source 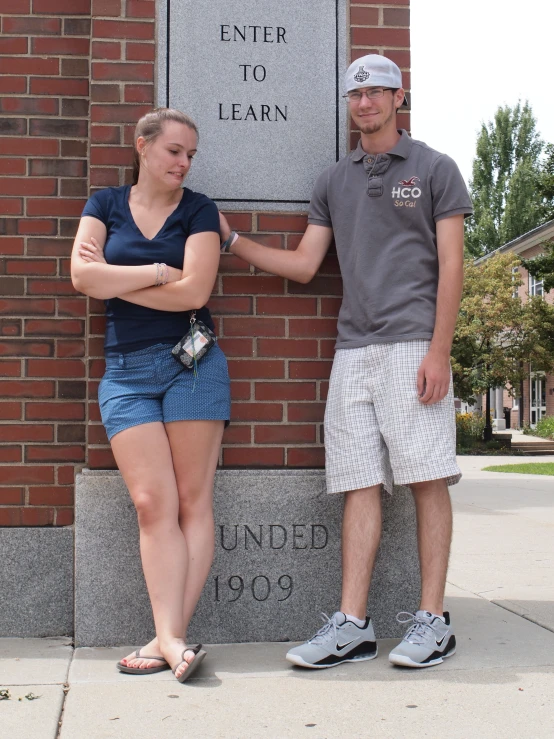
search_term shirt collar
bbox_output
[351,129,412,162]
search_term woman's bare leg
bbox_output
[166,420,224,636]
[111,422,189,676]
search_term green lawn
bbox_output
[482,462,554,476]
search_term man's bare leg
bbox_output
[339,484,382,620]
[411,478,452,615]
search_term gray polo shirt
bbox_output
[308,130,472,349]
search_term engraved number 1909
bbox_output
[213,574,293,602]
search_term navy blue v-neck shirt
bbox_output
[82,185,219,354]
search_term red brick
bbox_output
[90,145,134,165]
[383,49,411,68]
[89,358,105,378]
[222,424,251,444]
[32,37,90,56]
[319,255,340,274]
[33,0,90,12]
[93,19,154,40]
[26,402,85,421]
[224,317,285,337]
[25,319,84,337]
[257,297,318,316]
[29,118,88,138]
[0,76,27,94]
[0,401,21,419]
[55,508,74,526]
[0,0,31,12]
[221,212,252,232]
[216,337,254,357]
[57,299,86,318]
[124,84,154,103]
[0,178,57,196]
[26,445,85,462]
[0,487,24,505]
[90,168,120,187]
[28,486,74,506]
[288,403,326,423]
[0,379,54,397]
[0,37,28,54]
[223,447,284,467]
[256,425,316,444]
[228,359,284,380]
[56,341,85,359]
[30,78,89,97]
[351,0,408,3]
[383,7,410,26]
[63,17,91,35]
[88,446,117,468]
[27,279,78,297]
[289,318,337,338]
[0,57,59,76]
[0,197,24,213]
[29,159,87,178]
[0,424,53,441]
[0,158,26,176]
[288,447,325,467]
[91,83,121,103]
[6,261,56,276]
[0,318,20,336]
[0,118,27,137]
[0,138,58,156]
[231,402,283,422]
[91,126,121,144]
[0,359,20,376]
[230,381,251,401]
[2,16,60,35]
[289,361,333,380]
[320,297,342,316]
[92,103,151,123]
[27,358,85,377]
[61,58,89,77]
[257,339,318,359]
[351,28,410,47]
[289,276,343,296]
[350,7,379,25]
[21,507,55,525]
[58,467,76,486]
[0,237,24,255]
[125,43,155,62]
[0,446,21,462]
[207,296,253,315]
[91,40,121,60]
[320,339,335,359]
[218,254,251,273]
[126,0,156,18]
[87,424,108,445]
[255,381,316,401]
[258,214,308,232]
[92,0,121,13]
[0,508,22,525]
[0,339,53,357]
[18,220,58,236]
[222,276,285,295]
[27,199,85,217]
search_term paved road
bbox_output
[2,456,554,738]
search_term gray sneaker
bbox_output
[286,612,378,669]
[389,610,456,668]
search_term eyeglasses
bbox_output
[343,88,394,103]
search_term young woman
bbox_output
[71,108,230,683]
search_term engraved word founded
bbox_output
[219,524,329,551]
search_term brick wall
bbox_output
[0,0,411,525]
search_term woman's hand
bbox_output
[166,265,182,283]
[79,236,106,264]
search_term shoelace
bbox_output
[396,611,438,646]
[308,613,340,645]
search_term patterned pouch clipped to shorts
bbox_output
[171,311,216,370]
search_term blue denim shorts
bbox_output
[98,342,231,440]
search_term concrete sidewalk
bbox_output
[2,456,554,738]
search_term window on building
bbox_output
[529,272,544,296]
[512,266,520,298]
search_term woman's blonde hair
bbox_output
[132,108,199,184]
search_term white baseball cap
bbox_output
[344,54,408,107]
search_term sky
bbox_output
[411,0,554,184]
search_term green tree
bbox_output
[537,143,554,222]
[452,253,554,422]
[520,239,554,294]
[465,102,547,258]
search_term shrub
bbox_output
[535,416,554,440]
[456,411,485,445]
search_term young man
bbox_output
[219,54,472,668]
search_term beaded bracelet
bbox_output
[154,262,169,286]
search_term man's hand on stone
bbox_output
[417,350,451,405]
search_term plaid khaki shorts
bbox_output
[324,340,461,494]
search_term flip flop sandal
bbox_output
[117,648,170,675]
[173,644,207,683]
